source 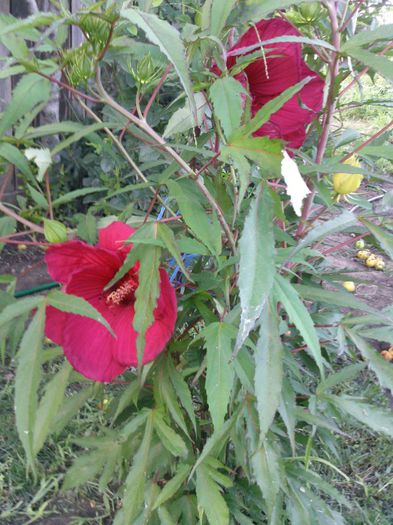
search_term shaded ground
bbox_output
[0,243,51,291]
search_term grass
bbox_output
[0,363,114,525]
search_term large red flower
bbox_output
[45,221,177,382]
[224,18,324,149]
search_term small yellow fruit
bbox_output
[342,281,356,293]
[356,249,371,260]
[333,157,363,195]
[355,239,365,250]
[375,259,385,271]
[17,243,27,251]
[365,254,378,268]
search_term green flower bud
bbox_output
[44,219,68,244]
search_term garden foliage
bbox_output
[1,0,393,523]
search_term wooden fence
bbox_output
[0,0,83,201]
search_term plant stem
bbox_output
[0,202,44,234]
[36,72,100,104]
[44,171,54,220]
[95,68,236,253]
[341,119,393,162]
[296,2,341,238]
[143,64,172,119]
[77,98,178,218]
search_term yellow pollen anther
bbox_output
[106,279,137,305]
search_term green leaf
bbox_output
[202,0,238,36]
[132,244,161,364]
[23,121,87,140]
[33,361,72,455]
[278,378,296,454]
[0,216,16,251]
[196,464,229,525]
[118,411,153,524]
[157,223,192,281]
[246,408,281,519]
[157,362,190,436]
[24,147,51,181]
[46,290,115,336]
[274,275,323,376]
[0,74,51,136]
[168,179,221,255]
[222,136,282,176]
[52,386,94,434]
[330,395,393,436]
[295,284,388,319]
[51,122,118,156]
[255,303,283,440]
[15,305,45,471]
[52,187,107,207]
[154,411,188,457]
[0,142,33,178]
[27,183,48,209]
[239,0,320,20]
[167,358,196,432]
[242,77,311,136]
[236,186,275,350]
[316,363,365,395]
[348,48,393,82]
[163,92,207,138]
[76,213,98,244]
[191,407,242,477]
[290,210,356,257]
[0,295,44,330]
[346,329,393,393]
[120,7,196,118]
[152,464,191,510]
[210,76,244,139]
[360,218,393,260]
[361,145,393,161]
[203,322,235,431]
[63,450,107,491]
[342,24,393,51]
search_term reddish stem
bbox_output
[37,72,100,104]
[143,64,172,119]
[44,171,54,220]
[196,153,220,177]
[0,165,14,201]
[340,0,365,31]
[0,238,48,246]
[0,202,44,234]
[341,119,393,162]
[296,3,340,239]
[338,42,393,98]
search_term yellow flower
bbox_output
[333,157,363,196]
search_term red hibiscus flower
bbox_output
[45,221,177,382]
[223,18,324,149]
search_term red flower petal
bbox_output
[45,241,121,284]
[97,221,135,255]
[227,18,324,149]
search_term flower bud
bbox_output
[356,249,371,260]
[365,254,378,268]
[342,281,355,293]
[44,219,68,244]
[333,157,363,195]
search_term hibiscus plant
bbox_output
[1,1,393,523]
